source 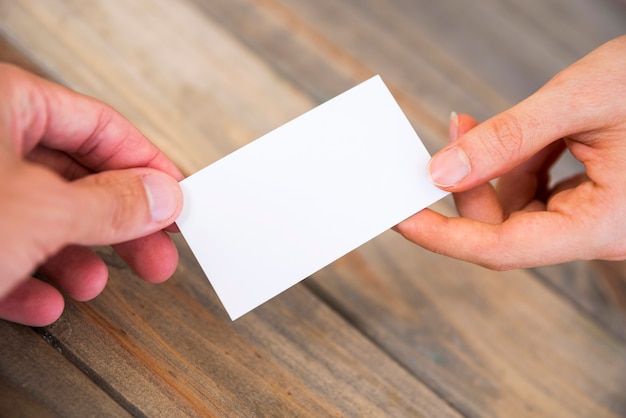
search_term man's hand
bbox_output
[0,64,183,326]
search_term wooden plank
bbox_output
[273,0,626,127]
[1,1,626,417]
[308,232,626,418]
[29,240,462,417]
[274,0,515,118]
[534,261,626,341]
[0,322,131,417]
[189,0,494,150]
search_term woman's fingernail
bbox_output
[142,174,180,222]
[449,111,459,142]
[428,146,470,187]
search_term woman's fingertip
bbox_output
[428,146,471,188]
[449,111,459,142]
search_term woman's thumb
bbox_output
[428,102,558,192]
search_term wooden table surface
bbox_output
[1,1,626,417]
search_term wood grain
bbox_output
[1,0,626,416]
[308,232,626,418]
[0,322,131,417]
[32,241,461,417]
[534,261,626,341]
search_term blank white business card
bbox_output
[177,76,448,320]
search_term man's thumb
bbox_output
[69,169,182,245]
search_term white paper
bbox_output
[177,76,448,320]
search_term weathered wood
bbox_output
[32,241,461,417]
[308,231,626,418]
[534,261,626,341]
[0,322,131,417]
[1,0,626,417]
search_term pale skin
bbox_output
[397,35,626,270]
[0,64,183,326]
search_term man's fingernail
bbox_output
[449,111,459,142]
[428,146,470,187]
[142,174,180,222]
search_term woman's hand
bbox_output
[397,35,626,270]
